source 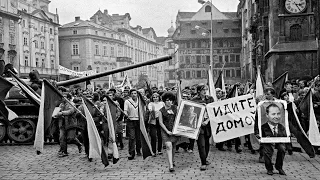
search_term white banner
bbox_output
[59,65,95,77]
[206,94,256,143]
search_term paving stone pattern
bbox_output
[0,140,320,180]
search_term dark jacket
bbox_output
[191,95,214,136]
[261,122,287,138]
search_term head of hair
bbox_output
[92,92,100,101]
[129,88,137,95]
[280,91,288,100]
[108,88,116,94]
[264,87,276,95]
[196,84,206,93]
[161,91,176,102]
[284,81,292,86]
[266,103,280,114]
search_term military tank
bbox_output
[0,55,172,144]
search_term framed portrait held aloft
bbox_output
[172,100,206,139]
[257,100,290,143]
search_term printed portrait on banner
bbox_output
[257,100,290,143]
[172,100,205,139]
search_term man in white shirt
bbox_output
[124,89,141,160]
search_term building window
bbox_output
[186,71,191,79]
[185,56,190,64]
[95,45,99,55]
[0,33,3,43]
[223,29,229,33]
[42,59,45,68]
[73,66,79,71]
[96,67,100,73]
[224,55,229,62]
[36,58,39,67]
[191,30,196,34]
[24,56,29,66]
[197,71,201,78]
[35,41,38,48]
[196,56,201,64]
[9,33,15,44]
[41,26,44,32]
[50,44,54,51]
[206,56,210,64]
[103,46,107,56]
[230,54,235,62]
[229,41,234,47]
[290,24,302,41]
[226,70,231,77]
[22,20,25,27]
[205,6,211,12]
[95,31,98,35]
[41,41,44,49]
[219,56,223,63]
[202,70,207,78]
[73,30,77,34]
[236,55,240,62]
[111,47,115,56]
[24,37,28,46]
[236,69,241,77]
[51,60,54,68]
[120,71,124,77]
[218,41,223,47]
[0,17,2,25]
[50,28,53,35]
[72,44,79,55]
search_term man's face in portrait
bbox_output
[266,106,281,126]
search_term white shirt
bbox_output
[148,101,165,118]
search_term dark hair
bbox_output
[264,87,276,95]
[196,84,206,93]
[129,88,137,95]
[92,92,100,102]
[284,81,292,86]
[108,88,116,94]
[266,103,280,114]
[161,91,176,102]
[280,91,288,100]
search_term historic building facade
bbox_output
[0,0,20,72]
[172,2,242,88]
[238,0,319,82]
[17,0,60,79]
[59,17,126,88]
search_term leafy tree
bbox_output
[134,73,149,89]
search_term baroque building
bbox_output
[238,0,319,82]
[59,16,126,88]
[0,0,20,71]
[172,1,242,87]
[18,0,60,79]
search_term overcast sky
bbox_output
[49,0,239,37]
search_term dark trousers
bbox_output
[127,120,141,156]
[197,130,210,165]
[216,142,224,149]
[226,137,241,149]
[59,125,81,153]
[188,139,195,150]
[149,122,162,153]
[262,143,286,171]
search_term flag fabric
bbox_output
[208,68,217,101]
[215,70,226,93]
[109,75,115,89]
[82,98,109,167]
[272,72,288,98]
[227,84,238,98]
[116,74,132,91]
[82,96,119,164]
[176,81,182,107]
[198,0,206,4]
[289,102,315,158]
[138,93,154,159]
[34,80,63,153]
[0,76,13,101]
[9,71,40,105]
[145,81,152,99]
[255,68,264,98]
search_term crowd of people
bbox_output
[51,76,320,175]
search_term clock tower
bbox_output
[262,0,318,81]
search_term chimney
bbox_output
[75,16,80,21]
[104,9,108,15]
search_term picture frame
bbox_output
[172,100,206,139]
[257,100,290,143]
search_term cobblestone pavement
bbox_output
[1,140,320,180]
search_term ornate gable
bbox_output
[191,1,229,21]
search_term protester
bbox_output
[191,84,214,171]
[158,91,178,172]
[124,89,141,160]
[148,92,165,156]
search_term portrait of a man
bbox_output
[261,103,287,138]
[179,105,200,129]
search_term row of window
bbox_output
[24,56,55,68]
[169,69,241,80]
[190,28,240,35]
[23,37,54,50]
[179,54,240,64]
[179,40,240,49]
[22,19,54,35]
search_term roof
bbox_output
[265,40,318,57]
[155,36,167,45]
[172,19,241,40]
[111,13,131,21]
[142,27,157,36]
[177,12,196,20]
[90,10,114,25]
[222,12,238,19]
[60,19,113,31]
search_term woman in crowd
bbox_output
[148,92,165,156]
[158,91,179,172]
